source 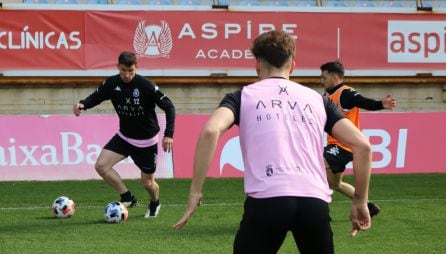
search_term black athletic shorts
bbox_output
[104,134,158,174]
[323,144,353,174]
[233,196,333,254]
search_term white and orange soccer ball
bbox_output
[52,196,76,218]
[104,201,128,223]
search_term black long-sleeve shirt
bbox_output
[80,74,175,140]
[325,83,384,111]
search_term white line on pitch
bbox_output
[1,198,445,210]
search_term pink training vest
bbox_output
[239,78,332,202]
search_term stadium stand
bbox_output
[148,0,172,4]
[1,0,445,117]
[239,0,260,5]
[265,0,288,6]
[55,0,78,3]
[87,0,108,3]
[324,0,347,7]
[297,0,316,6]
[178,0,201,5]
[354,0,375,7]
[116,0,141,4]
[382,0,404,7]
[9,0,445,7]
[23,0,48,3]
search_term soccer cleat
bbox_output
[368,202,380,217]
[120,195,138,208]
[144,200,161,218]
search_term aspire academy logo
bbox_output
[133,20,173,58]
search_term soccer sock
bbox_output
[150,199,159,207]
[120,191,133,201]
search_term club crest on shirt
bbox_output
[133,88,140,98]
[266,164,274,176]
[278,85,288,95]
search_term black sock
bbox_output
[120,191,132,201]
[150,199,159,207]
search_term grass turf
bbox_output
[0,174,445,253]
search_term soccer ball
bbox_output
[104,201,128,223]
[52,196,76,218]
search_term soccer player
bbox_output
[73,51,175,218]
[320,60,397,218]
[174,30,372,253]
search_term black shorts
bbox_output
[233,196,333,254]
[104,134,158,174]
[323,144,353,174]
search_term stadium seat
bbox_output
[383,1,404,7]
[324,0,347,7]
[239,0,260,6]
[422,2,433,7]
[23,0,48,3]
[354,0,374,7]
[178,0,201,5]
[216,0,229,4]
[55,0,79,3]
[265,0,288,6]
[148,0,172,4]
[87,0,108,4]
[117,0,141,4]
[297,0,316,6]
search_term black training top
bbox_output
[80,74,175,140]
[219,88,345,136]
[325,83,384,111]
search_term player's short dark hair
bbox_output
[251,30,295,68]
[118,51,137,67]
[320,61,345,79]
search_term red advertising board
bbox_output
[1,10,446,72]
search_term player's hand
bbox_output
[173,192,202,230]
[162,137,173,153]
[350,201,371,237]
[382,94,396,110]
[73,103,85,116]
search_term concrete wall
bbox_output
[0,81,445,115]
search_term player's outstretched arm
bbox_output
[382,94,397,110]
[73,103,85,116]
[173,107,235,230]
[331,118,372,236]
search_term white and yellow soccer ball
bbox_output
[104,201,128,223]
[52,196,76,218]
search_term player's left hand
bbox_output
[382,94,397,109]
[173,192,202,230]
[162,137,173,153]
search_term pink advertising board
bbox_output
[0,115,173,181]
[173,112,446,178]
[0,113,444,181]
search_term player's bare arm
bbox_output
[331,118,372,236]
[173,107,234,230]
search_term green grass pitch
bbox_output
[0,174,445,253]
